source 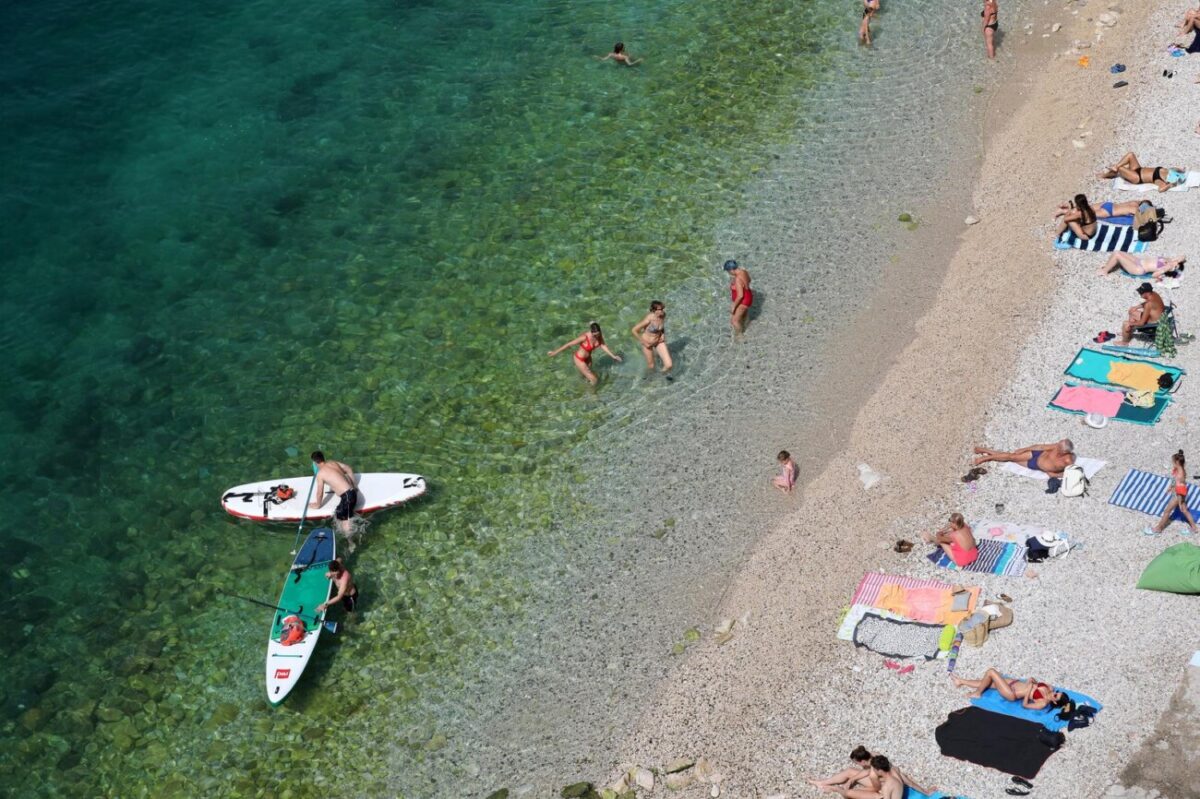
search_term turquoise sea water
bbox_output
[1,0,1004,795]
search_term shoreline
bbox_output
[601,0,1197,796]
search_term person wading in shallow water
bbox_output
[724,259,753,334]
[632,300,673,380]
[317,559,359,613]
[309,451,358,538]
[547,321,622,385]
[981,0,999,59]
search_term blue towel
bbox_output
[906,789,970,799]
[969,685,1102,732]
[1108,468,1200,519]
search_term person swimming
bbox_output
[597,41,642,66]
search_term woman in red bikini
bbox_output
[724,260,753,334]
[1145,450,1198,536]
[952,669,1071,711]
[548,322,621,385]
[921,512,978,568]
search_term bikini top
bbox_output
[578,333,598,353]
[646,319,664,335]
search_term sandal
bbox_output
[1005,789,1031,797]
[999,593,1014,603]
[1012,777,1034,790]
[894,539,914,553]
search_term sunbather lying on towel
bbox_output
[1051,195,1144,240]
[809,748,938,798]
[823,755,935,799]
[1097,152,1188,192]
[1119,282,1165,344]
[973,439,1075,477]
[952,668,1073,712]
[921,512,979,567]
[1099,252,1186,280]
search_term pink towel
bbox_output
[1053,384,1125,417]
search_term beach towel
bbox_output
[999,456,1106,482]
[1108,468,1200,518]
[852,613,946,660]
[1049,384,1125,416]
[1113,172,1200,193]
[926,538,1028,576]
[904,790,968,799]
[1102,343,1162,359]
[850,571,957,607]
[837,603,909,641]
[876,583,979,625]
[1055,224,1146,253]
[969,685,1103,732]
[1048,383,1170,426]
[972,520,1070,545]
[935,707,1058,779]
[1064,348,1185,394]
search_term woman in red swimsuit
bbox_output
[952,669,1071,711]
[1145,450,1198,536]
[548,321,622,385]
[724,260,753,334]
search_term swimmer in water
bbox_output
[597,42,642,66]
[548,322,622,385]
[724,259,753,334]
[631,300,673,379]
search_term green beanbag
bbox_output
[1136,543,1200,593]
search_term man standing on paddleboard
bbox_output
[310,451,359,539]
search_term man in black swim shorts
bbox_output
[310,450,359,537]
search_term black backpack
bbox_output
[1137,220,1163,242]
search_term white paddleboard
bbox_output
[222,472,426,522]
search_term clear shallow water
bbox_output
[1,0,1016,795]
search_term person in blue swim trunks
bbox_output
[972,439,1075,477]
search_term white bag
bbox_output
[1061,464,1089,498]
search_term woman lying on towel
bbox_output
[1099,252,1186,280]
[1097,152,1188,192]
[952,668,1073,711]
[921,512,979,568]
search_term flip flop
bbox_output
[1012,777,1034,789]
[1005,789,1031,797]
[898,664,915,675]
[999,593,1014,603]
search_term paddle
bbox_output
[289,463,320,556]
[229,593,339,634]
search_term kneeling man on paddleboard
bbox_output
[310,451,359,537]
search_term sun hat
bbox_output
[1036,532,1064,548]
[1084,412,1108,429]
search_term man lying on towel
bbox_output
[973,439,1075,477]
[1118,282,1164,344]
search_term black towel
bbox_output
[935,706,1058,779]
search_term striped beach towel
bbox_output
[1108,468,1200,518]
[926,539,1028,576]
[1055,224,1147,253]
[850,571,955,607]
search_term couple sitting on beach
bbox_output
[809,747,937,798]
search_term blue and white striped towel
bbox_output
[1108,468,1200,517]
[1056,223,1147,253]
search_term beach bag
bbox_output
[1060,464,1088,498]
[1133,203,1158,229]
[1025,537,1051,563]
[1125,389,1156,408]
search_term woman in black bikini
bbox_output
[1052,193,1098,241]
[981,0,999,59]
[1098,152,1187,193]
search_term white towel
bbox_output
[999,456,1106,482]
[1112,171,1199,193]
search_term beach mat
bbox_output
[852,613,946,660]
[969,685,1102,732]
[999,457,1106,482]
[1064,348,1184,393]
[1055,224,1146,253]
[1108,468,1200,519]
[1114,172,1200,193]
[935,706,1058,779]
[1102,343,1162,359]
[926,538,1028,576]
[850,571,958,607]
[1048,383,1169,426]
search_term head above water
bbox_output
[328,559,344,575]
[849,745,872,764]
[869,755,891,773]
[650,300,665,313]
[613,42,625,53]
[723,259,739,272]
[311,450,326,464]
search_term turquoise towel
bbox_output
[969,685,1102,732]
[1065,348,1185,391]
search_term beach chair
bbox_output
[1133,302,1179,342]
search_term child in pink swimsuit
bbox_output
[773,450,797,493]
